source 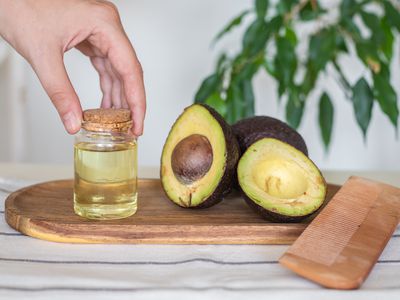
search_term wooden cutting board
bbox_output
[279,176,400,289]
[5,179,339,244]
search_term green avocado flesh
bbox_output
[160,104,239,208]
[238,138,326,221]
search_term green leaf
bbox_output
[268,15,284,34]
[332,60,351,91]
[319,92,334,148]
[299,1,327,21]
[285,27,297,46]
[276,0,296,15]
[278,82,286,99]
[340,18,362,41]
[225,84,242,124]
[242,19,269,56]
[263,57,275,77]
[225,89,235,124]
[360,11,385,45]
[236,64,260,83]
[301,27,338,97]
[242,16,282,56]
[204,92,227,118]
[355,40,378,62]
[285,88,304,129]
[255,0,269,19]
[340,0,357,18]
[216,53,228,74]
[308,28,336,72]
[232,53,246,69]
[355,40,380,72]
[383,0,400,32]
[213,10,250,44]
[379,62,390,80]
[274,36,297,89]
[335,34,348,53]
[352,78,374,136]
[373,70,399,127]
[231,84,243,121]
[194,73,221,103]
[303,27,343,95]
[225,78,256,123]
[301,64,318,96]
[380,17,394,62]
[241,79,255,117]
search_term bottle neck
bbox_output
[76,128,135,145]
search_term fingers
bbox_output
[75,2,146,135]
[91,57,112,108]
[125,72,146,136]
[106,31,146,136]
[120,82,129,109]
[75,41,96,57]
[31,49,82,134]
[92,56,129,109]
[104,59,123,108]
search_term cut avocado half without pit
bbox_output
[161,104,240,208]
[238,138,327,222]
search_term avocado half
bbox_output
[237,138,327,222]
[232,116,308,156]
[160,104,240,208]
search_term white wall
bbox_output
[0,0,399,170]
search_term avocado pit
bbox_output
[171,134,213,184]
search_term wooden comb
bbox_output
[279,176,400,290]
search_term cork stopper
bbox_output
[82,108,132,132]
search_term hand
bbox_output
[0,0,146,135]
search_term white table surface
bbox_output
[0,163,399,300]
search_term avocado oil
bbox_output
[74,108,138,220]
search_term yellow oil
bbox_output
[74,141,137,220]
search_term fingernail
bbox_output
[63,112,81,134]
[130,124,143,137]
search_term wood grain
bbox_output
[279,176,400,290]
[5,179,339,244]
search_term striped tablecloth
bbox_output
[1,176,400,300]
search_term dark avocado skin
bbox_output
[243,195,313,223]
[160,104,240,208]
[232,116,308,156]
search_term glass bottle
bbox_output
[74,108,138,220]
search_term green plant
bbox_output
[194,0,400,148]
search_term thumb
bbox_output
[31,51,82,134]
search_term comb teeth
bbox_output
[286,177,379,266]
[280,176,400,289]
